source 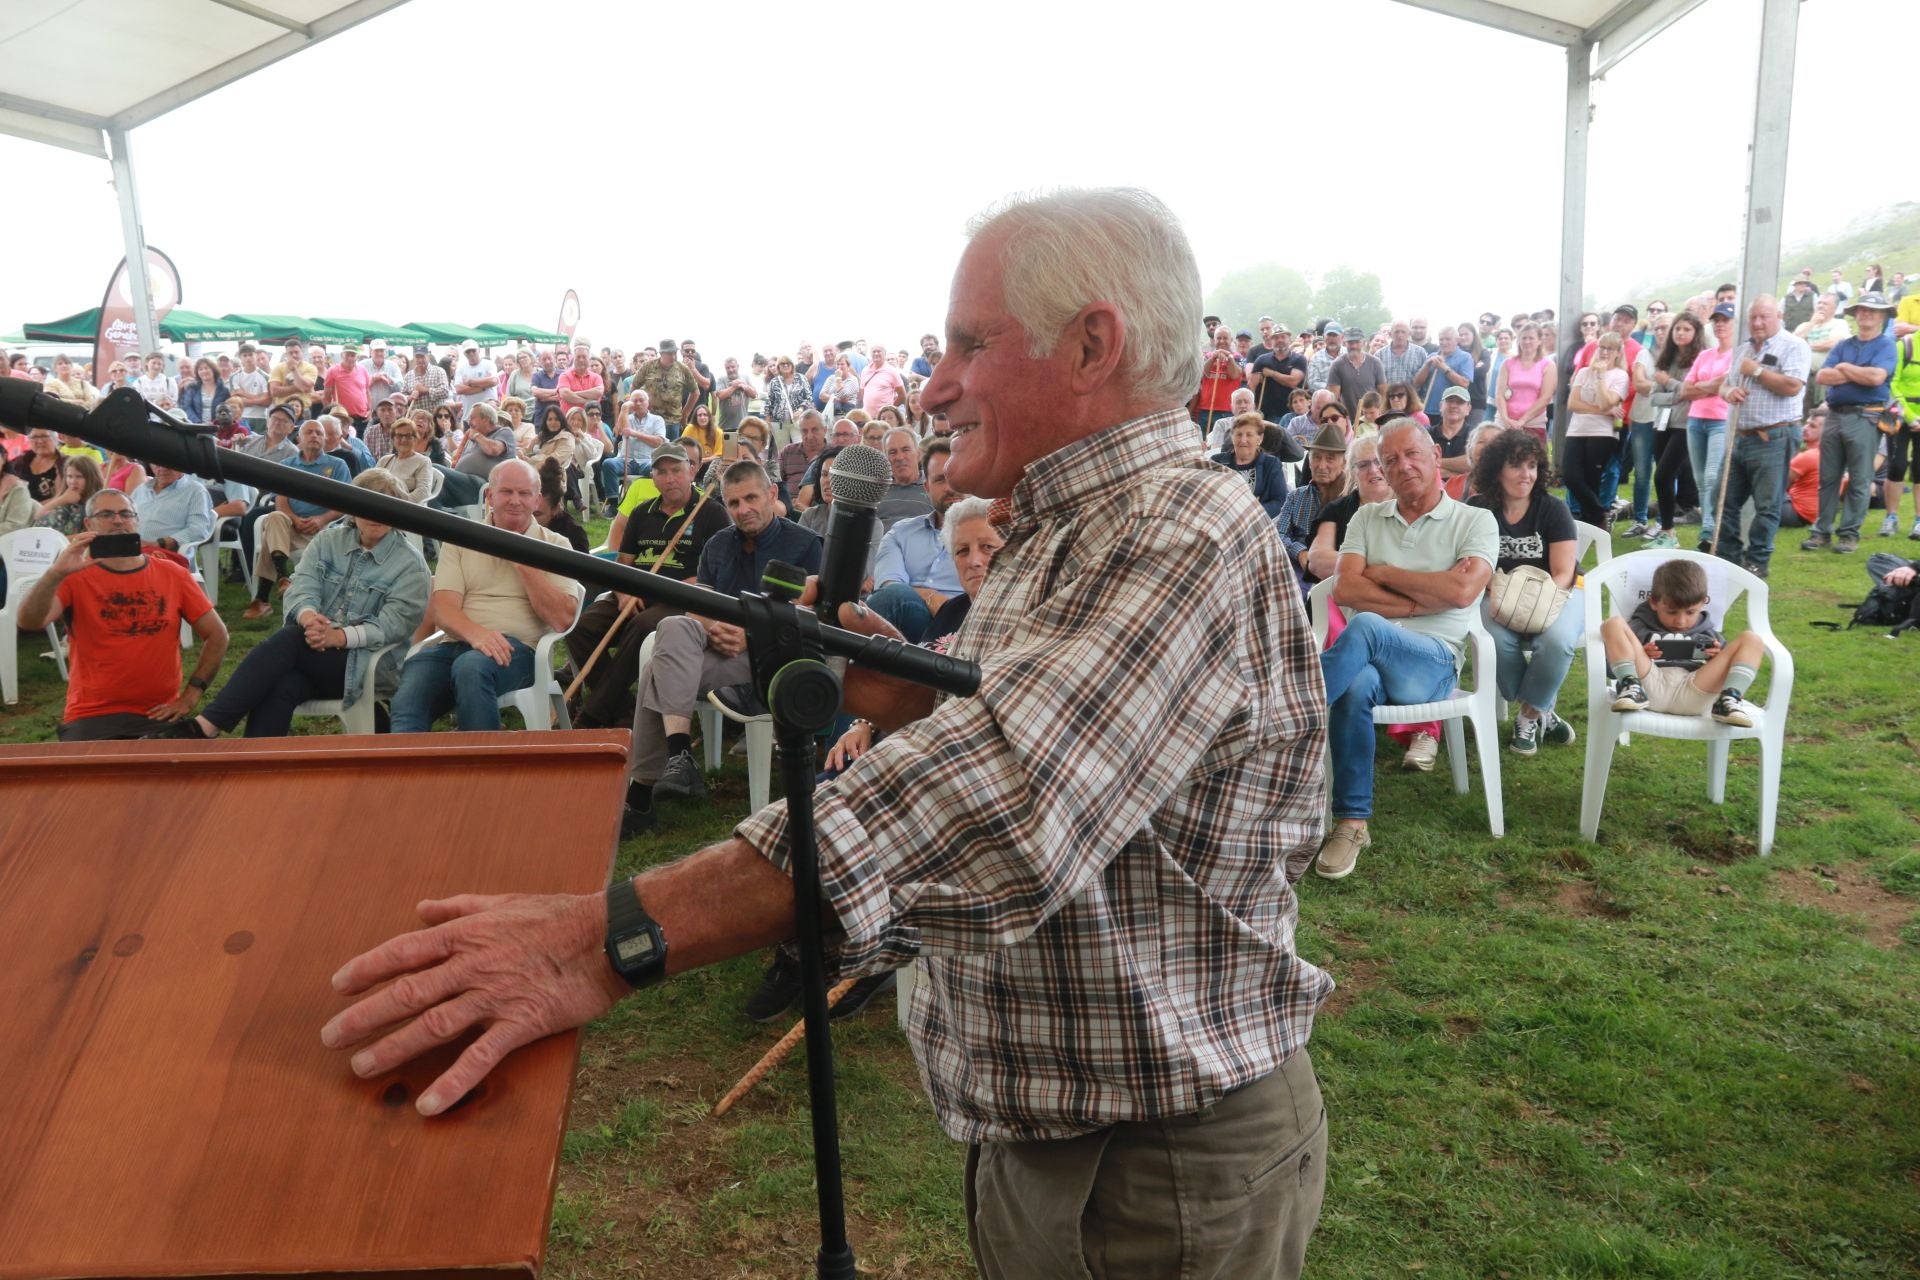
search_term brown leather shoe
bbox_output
[241,599,274,621]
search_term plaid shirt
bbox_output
[1378,343,1428,388]
[736,408,1332,1143]
[1724,329,1812,428]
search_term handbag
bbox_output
[1487,564,1570,635]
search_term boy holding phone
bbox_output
[1601,559,1765,727]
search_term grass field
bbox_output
[4,516,1916,1279]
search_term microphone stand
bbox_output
[0,385,979,1279]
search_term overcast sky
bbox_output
[1,0,1904,362]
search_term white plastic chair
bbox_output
[1495,521,1612,722]
[1,529,69,704]
[288,641,404,734]
[636,630,773,812]
[402,588,583,730]
[1308,576,1504,836]
[1578,549,1792,856]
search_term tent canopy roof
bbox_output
[222,313,364,346]
[0,0,413,157]
[404,322,507,347]
[311,317,431,345]
[23,307,256,343]
[477,322,570,345]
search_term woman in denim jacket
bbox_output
[154,469,430,739]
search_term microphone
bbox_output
[816,444,889,625]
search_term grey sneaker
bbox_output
[1622,521,1650,539]
[1910,518,1920,542]
[1800,532,1832,551]
[1541,712,1577,747]
[1833,534,1860,554]
[650,749,708,801]
[1509,716,1541,756]
[1880,512,1900,537]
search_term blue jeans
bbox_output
[1481,587,1582,717]
[1625,421,1654,521]
[1717,429,1789,568]
[1320,613,1459,820]
[389,637,536,732]
[597,456,651,504]
[1598,450,1621,514]
[1687,416,1728,542]
[866,581,932,644]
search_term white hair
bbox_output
[941,495,997,556]
[966,188,1202,407]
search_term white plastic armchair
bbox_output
[635,630,773,812]
[402,589,585,731]
[1,528,69,704]
[1578,549,1792,856]
[1308,576,1504,836]
[291,640,404,735]
[1496,520,1611,722]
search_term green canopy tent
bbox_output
[22,308,259,343]
[403,321,506,348]
[221,314,363,346]
[312,317,431,347]
[476,322,570,346]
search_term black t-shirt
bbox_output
[1468,489,1577,573]
[7,453,61,503]
[926,593,972,649]
[1430,420,1473,465]
[1311,491,1365,564]
[617,486,730,581]
[1249,351,1307,419]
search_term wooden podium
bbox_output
[0,733,630,1280]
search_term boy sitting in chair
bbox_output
[1602,559,1764,728]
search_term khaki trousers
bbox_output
[253,510,317,583]
[966,1048,1326,1280]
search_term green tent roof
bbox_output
[311,317,431,346]
[22,308,259,343]
[221,313,364,345]
[476,322,570,345]
[403,321,504,347]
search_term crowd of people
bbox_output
[2,259,1915,874]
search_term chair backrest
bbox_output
[1305,577,1340,647]
[1584,548,1766,633]
[0,528,68,607]
[1573,521,1612,570]
[425,466,444,500]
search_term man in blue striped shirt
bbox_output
[866,437,962,643]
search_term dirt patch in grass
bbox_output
[1666,819,1757,865]
[1554,881,1633,919]
[1444,1014,1482,1041]
[1777,864,1915,949]
[1319,956,1387,1018]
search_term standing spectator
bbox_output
[1194,327,1243,438]
[636,340,702,432]
[502,348,538,413]
[1782,278,1817,332]
[244,419,352,619]
[452,339,499,414]
[1795,292,1851,413]
[158,469,431,740]
[268,337,316,417]
[403,345,451,417]
[1714,296,1810,577]
[1680,303,1738,551]
[858,343,908,416]
[1803,293,1899,555]
[909,333,941,378]
[227,345,271,433]
[1467,430,1581,754]
[1645,310,1704,546]
[44,354,98,409]
[1562,333,1629,524]
[1409,316,1438,353]
[763,355,812,443]
[14,488,227,740]
[1306,325,1342,395]
[556,343,603,417]
[1829,268,1854,305]
[1327,329,1387,420]
[715,356,756,436]
[1457,322,1491,421]
[818,351,860,419]
[528,349,562,419]
[1377,321,1428,389]
[1315,419,1497,878]
[323,345,371,428]
[364,340,406,410]
[135,352,178,410]
[389,459,582,733]
[1884,321,1920,540]
[1416,324,1474,421]
[1248,323,1306,421]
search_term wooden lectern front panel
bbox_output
[0,733,630,1280]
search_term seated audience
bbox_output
[156,470,431,739]
[1315,420,1498,880]
[1275,417,1352,586]
[389,459,582,733]
[14,488,228,740]
[1782,407,1827,526]
[1603,558,1764,727]
[244,419,352,620]
[129,463,216,555]
[376,416,435,503]
[777,410,828,500]
[620,461,821,835]
[601,391,665,512]
[31,453,105,536]
[867,438,963,643]
[433,401,518,510]
[1210,411,1289,518]
[534,457,589,553]
[1467,430,1582,754]
[564,443,728,729]
[7,428,64,503]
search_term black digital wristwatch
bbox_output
[603,878,668,989]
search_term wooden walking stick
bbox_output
[562,481,715,703]
[710,979,858,1118]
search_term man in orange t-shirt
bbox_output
[15,488,228,740]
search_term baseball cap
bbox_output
[341,343,361,356]
[1709,303,1737,321]
[1440,385,1472,404]
[660,338,677,352]
[651,442,690,467]
[412,345,430,355]
[1612,304,1638,321]
[369,338,388,351]
[1324,323,1344,336]
[459,338,479,352]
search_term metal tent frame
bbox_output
[1,0,413,357]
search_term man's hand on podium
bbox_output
[322,891,629,1116]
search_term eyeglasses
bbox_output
[1648,305,1667,314]
[1319,413,1346,424]
[1580,319,1599,328]
[90,508,137,522]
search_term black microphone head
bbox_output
[829,444,890,510]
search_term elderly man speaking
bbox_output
[322,190,1334,1279]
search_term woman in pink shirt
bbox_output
[1496,323,1556,440]
[1680,305,1737,549]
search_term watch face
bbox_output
[614,932,658,966]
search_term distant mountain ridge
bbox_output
[1615,203,1920,306]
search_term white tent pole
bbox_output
[1735,0,1800,304]
[1552,38,1593,467]
[107,126,159,357]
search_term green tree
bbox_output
[1204,263,1314,332]
[1311,265,1389,338]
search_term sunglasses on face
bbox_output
[1320,413,1345,424]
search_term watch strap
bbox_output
[603,877,667,989]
